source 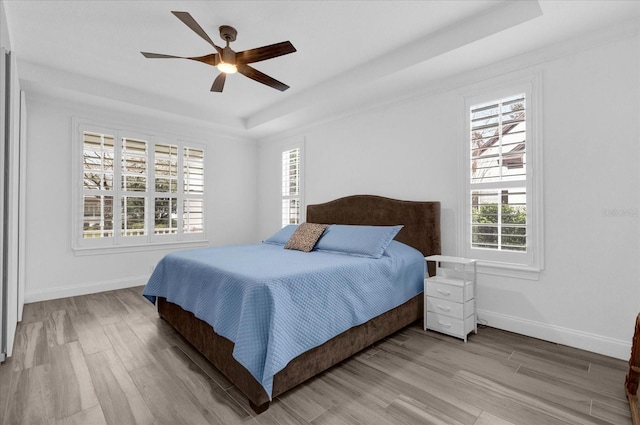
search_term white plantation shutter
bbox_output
[153,144,178,235]
[82,132,114,238]
[183,147,204,234]
[470,94,526,184]
[282,147,301,227]
[76,122,206,250]
[470,94,527,253]
[121,138,147,237]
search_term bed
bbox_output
[143,194,441,413]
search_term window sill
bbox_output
[73,239,209,256]
[476,260,541,281]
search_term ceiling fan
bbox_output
[141,11,296,92]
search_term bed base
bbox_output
[158,294,423,413]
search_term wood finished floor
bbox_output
[0,286,632,425]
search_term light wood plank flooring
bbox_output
[0,286,632,425]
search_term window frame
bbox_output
[151,140,180,240]
[72,118,207,255]
[181,145,205,239]
[281,141,305,228]
[459,74,543,277]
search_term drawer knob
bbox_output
[436,289,452,296]
[437,304,452,312]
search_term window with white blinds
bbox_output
[461,76,543,272]
[82,132,114,238]
[154,144,178,235]
[470,94,527,252]
[121,138,147,237]
[76,122,206,250]
[282,147,301,227]
[183,147,204,234]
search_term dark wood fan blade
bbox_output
[237,64,289,91]
[171,11,223,55]
[141,52,185,59]
[141,52,220,67]
[236,41,296,64]
[190,54,220,66]
[211,73,226,92]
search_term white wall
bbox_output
[22,93,258,302]
[258,31,640,359]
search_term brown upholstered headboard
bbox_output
[306,195,441,274]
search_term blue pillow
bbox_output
[314,224,403,258]
[263,224,299,245]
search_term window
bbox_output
[470,94,526,252]
[120,137,147,237]
[82,132,115,238]
[75,121,206,251]
[153,144,178,235]
[282,146,302,227]
[183,147,205,234]
[461,77,543,273]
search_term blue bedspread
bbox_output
[142,240,425,398]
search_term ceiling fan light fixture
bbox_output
[217,62,237,74]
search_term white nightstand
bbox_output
[424,255,477,342]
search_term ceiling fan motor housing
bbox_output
[221,46,236,65]
[219,25,237,42]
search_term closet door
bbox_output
[0,47,22,362]
[0,48,9,362]
[0,45,27,362]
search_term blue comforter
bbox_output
[142,240,425,398]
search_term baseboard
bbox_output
[478,309,631,361]
[23,275,150,303]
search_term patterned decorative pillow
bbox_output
[284,222,328,252]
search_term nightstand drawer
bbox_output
[427,312,464,335]
[427,312,475,338]
[426,279,473,303]
[426,298,474,319]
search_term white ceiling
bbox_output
[4,0,639,140]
